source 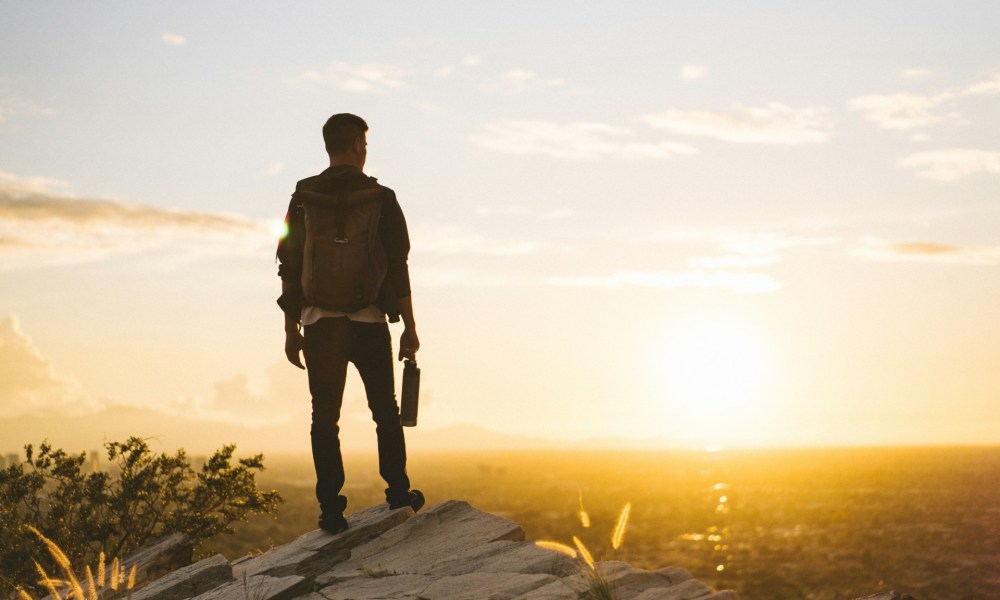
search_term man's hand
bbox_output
[285,329,305,369]
[399,328,419,362]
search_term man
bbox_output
[276,113,423,534]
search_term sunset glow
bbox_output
[663,320,772,442]
[1,2,999,453]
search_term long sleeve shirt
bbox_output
[276,165,412,324]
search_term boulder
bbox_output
[233,503,413,580]
[316,500,524,584]
[86,499,764,600]
[190,574,306,600]
[130,554,231,600]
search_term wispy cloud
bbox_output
[680,65,707,81]
[899,67,933,81]
[640,226,838,286]
[644,226,837,257]
[480,69,565,94]
[0,97,55,124]
[474,205,574,221]
[640,103,832,145]
[415,225,541,256]
[0,314,95,418]
[161,32,186,46]
[854,238,1000,265]
[847,92,958,130]
[548,269,782,294]
[897,148,1000,181]
[261,160,286,177]
[417,266,520,287]
[434,54,483,78]
[291,61,408,93]
[166,362,310,427]
[0,172,271,269]
[0,170,68,193]
[470,120,697,160]
[848,73,1000,131]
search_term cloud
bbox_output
[644,226,837,257]
[0,172,271,269]
[153,360,313,427]
[416,266,520,287]
[414,225,541,256]
[0,314,94,417]
[474,205,574,220]
[847,92,956,130]
[0,170,68,193]
[848,73,1000,131]
[261,160,286,177]
[161,32,186,46]
[639,226,837,285]
[469,120,697,160]
[899,68,933,81]
[680,65,707,81]
[433,55,483,79]
[480,69,565,94]
[640,103,832,145]
[854,238,1000,265]
[687,254,781,269]
[548,269,782,294]
[0,97,55,124]
[291,61,408,93]
[897,148,1000,181]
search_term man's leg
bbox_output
[348,320,412,504]
[303,317,350,523]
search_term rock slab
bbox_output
[101,498,911,600]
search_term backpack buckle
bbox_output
[334,236,349,244]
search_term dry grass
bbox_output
[534,498,632,600]
[20,527,136,600]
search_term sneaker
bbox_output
[318,513,348,535]
[388,489,425,512]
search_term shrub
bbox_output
[0,437,282,594]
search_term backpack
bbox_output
[294,187,388,312]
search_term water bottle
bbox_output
[400,359,420,427]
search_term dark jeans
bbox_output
[303,317,410,516]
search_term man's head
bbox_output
[323,113,368,169]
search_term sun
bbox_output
[662,320,772,442]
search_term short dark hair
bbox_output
[322,113,368,155]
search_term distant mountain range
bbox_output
[0,404,646,459]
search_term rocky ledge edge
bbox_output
[98,499,913,600]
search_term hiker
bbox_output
[276,113,424,534]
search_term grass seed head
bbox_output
[611,502,631,550]
[535,540,578,558]
[572,535,596,571]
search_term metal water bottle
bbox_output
[400,359,420,427]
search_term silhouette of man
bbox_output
[276,113,423,534]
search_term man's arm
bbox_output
[283,280,305,369]
[276,194,307,369]
[397,295,419,361]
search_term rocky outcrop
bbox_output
[101,500,736,599]
[101,500,909,600]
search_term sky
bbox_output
[1,1,999,454]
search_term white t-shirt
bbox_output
[301,304,386,326]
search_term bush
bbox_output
[0,437,282,594]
